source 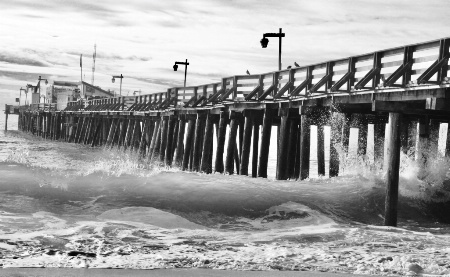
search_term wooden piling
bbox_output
[225,112,238,175]
[182,116,196,171]
[299,114,311,180]
[429,120,440,156]
[400,117,410,154]
[148,119,161,161]
[251,120,260,178]
[417,117,429,166]
[374,122,386,165]
[317,124,326,176]
[200,113,214,173]
[106,118,118,147]
[171,118,179,160]
[233,139,240,174]
[239,112,253,176]
[446,122,450,157]
[159,117,169,162]
[276,108,290,180]
[193,114,206,172]
[164,117,176,166]
[138,119,148,156]
[329,113,341,177]
[341,113,351,153]
[357,116,368,156]
[258,108,273,178]
[214,111,227,173]
[407,120,417,158]
[4,112,7,131]
[174,119,186,167]
[124,118,134,150]
[384,112,402,227]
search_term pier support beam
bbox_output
[384,112,402,227]
[193,113,206,172]
[174,118,186,167]
[374,122,386,166]
[342,113,351,153]
[258,108,273,178]
[357,115,368,156]
[276,108,290,180]
[239,111,253,176]
[329,113,342,177]
[225,112,239,175]
[317,124,325,176]
[446,122,450,158]
[417,116,430,167]
[149,119,161,161]
[299,114,311,180]
[251,118,260,178]
[164,116,176,166]
[159,117,169,162]
[429,120,440,156]
[182,116,196,171]
[287,118,299,179]
[201,114,214,173]
[214,111,227,173]
[4,111,8,131]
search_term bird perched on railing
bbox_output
[294,62,300,67]
[287,66,292,69]
[246,70,250,75]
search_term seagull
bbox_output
[287,66,292,69]
[246,70,250,75]
[294,62,300,67]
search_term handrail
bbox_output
[28,36,449,112]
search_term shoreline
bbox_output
[0,268,369,277]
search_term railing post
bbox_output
[438,38,450,82]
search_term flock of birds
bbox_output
[246,61,300,75]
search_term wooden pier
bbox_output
[6,37,450,227]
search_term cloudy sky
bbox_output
[1,0,450,104]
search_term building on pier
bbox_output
[51,81,114,110]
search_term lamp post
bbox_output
[260,28,285,71]
[19,87,26,106]
[112,74,124,97]
[173,59,189,94]
[37,76,48,104]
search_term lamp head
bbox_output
[173,64,178,71]
[260,37,269,48]
[112,77,115,83]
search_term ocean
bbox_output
[1,112,450,275]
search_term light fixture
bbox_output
[260,28,285,71]
[173,59,189,96]
[111,74,124,96]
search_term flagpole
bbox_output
[80,54,83,83]
[80,54,83,99]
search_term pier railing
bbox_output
[57,37,449,112]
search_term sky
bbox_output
[1,0,450,105]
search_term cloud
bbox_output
[0,54,48,67]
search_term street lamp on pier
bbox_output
[260,28,285,71]
[173,59,189,94]
[111,74,124,97]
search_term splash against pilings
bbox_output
[12,105,450,227]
